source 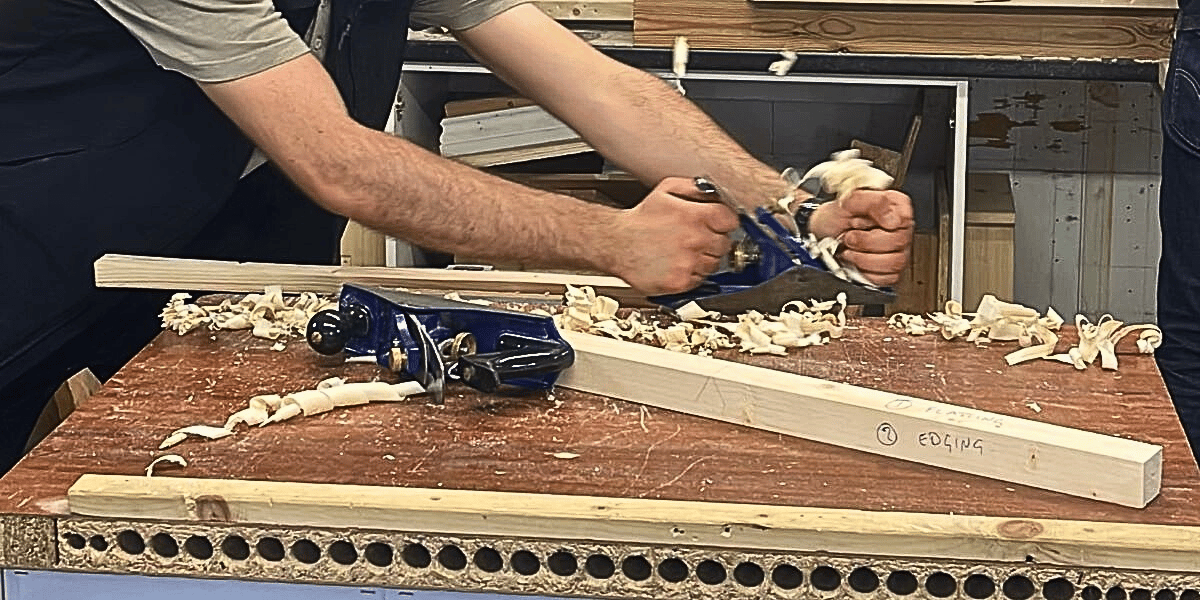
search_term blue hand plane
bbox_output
[307,284,574,404]
[649,177,896,315]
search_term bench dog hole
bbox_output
[1044,577,1076,600]
[365,542,394,567]
[1108,588,1129,600]
[811,565,841,591]
[511,550,540,576]
[116,530,145,555]
[290,539,321,564]
[88,535,109,552]
[657,557,688,583]
[734,562,764,588]
[621,555,651,581]
[184,536,212,560]
[965,574,998,599]
[696,560,727,585]
[473,547,503,573]
[401,543,431,568]
[1003,575,1036,600]
[585,554,615,579]
[772,564,804,590]
[927,572,958,598]
[63,533,85,551]
[437,545,467,570]
[220,535,250,561]
[887,571,919,596]
[329,540,358,566]
[150,533,178,558]
[256,537,285,562]
[548,551,578,577]
[849,567,880,593]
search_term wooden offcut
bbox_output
[535,0,632,20]
[634,0,1175,60]
[66,474,1200,571]
[557,330,1162,507]
[93,254,643,305]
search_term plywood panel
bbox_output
[634,0,1174,60]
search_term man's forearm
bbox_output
[307,124,621,271]
[577,67,790,210]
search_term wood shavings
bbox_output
[671,36,689,95]
[553,285,846,357]
[801,149,894,203]
[889,294,1161,372]
[768,50,799,76]
[1027,402,1043,413]
[550,452,580,460]
[160,287,336,341]
[158,425,233,450]
[443,291,492,306]
[144,454,187,477]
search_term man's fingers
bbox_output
[838,189,913,231]
[656,176,711,201]
[840,249,909,277]
[841,228,913,254]
[698,203,739,235]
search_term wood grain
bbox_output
[67,474,1200,571]
[1,319,1196,531]
[94,254,643,305]
[536,0,633,20]
[558,331,1161,507]
[751,0,1175,9]
[634,0,1175,59]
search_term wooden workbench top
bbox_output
[2,319,1196,527]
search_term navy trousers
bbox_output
[1159,9,1200,462]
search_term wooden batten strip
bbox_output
[750,0,1175,9]
[557,331,1162,508]
[535,0,633,20]
[93,254,643,305]
[67,475,1200,571]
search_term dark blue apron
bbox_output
[0,0,414,467]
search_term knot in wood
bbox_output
[193,495,232,522]
[997,519,1044,540]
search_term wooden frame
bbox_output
[557,331,1162,507]
[66,474,1199,571]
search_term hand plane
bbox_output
[307,284,574,404]
[650,159,897,315]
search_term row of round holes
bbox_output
[63,531,1200,599]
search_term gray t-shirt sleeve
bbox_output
[94,0,311,83]
[410,0,533,30]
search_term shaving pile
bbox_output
[888,294,1162,371]
[160,286,337,343]
[768,50,799,76]
[551,284,847,357]
[146,377,425,475]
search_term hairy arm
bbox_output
[198,53,736,293]
[454,4,788,208]
[456,5,914,284]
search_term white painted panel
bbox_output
[1009,172,1056,310]
[1049,173,1083,315]
[1107,267,1157,322]
[1110,176,1157,269]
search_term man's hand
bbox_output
[605,178,738,295]
[807,189,914,286]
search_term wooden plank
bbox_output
[66,474,1200,571]
[556,330,1162,507]
[443,96,534,119]
[888,230,938,315]
[456,140,595,168]
[93,254,644,305]
[535,0,632,20]
[750,0,1176,10]
[634,0,1174,60]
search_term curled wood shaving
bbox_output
[768,50,799,76]
[552,286,847,357]
[158,425,234,450]
[671,36,689,95]
[144,454,187,477]
[161,288,337,341]
[889,294,1161,372]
